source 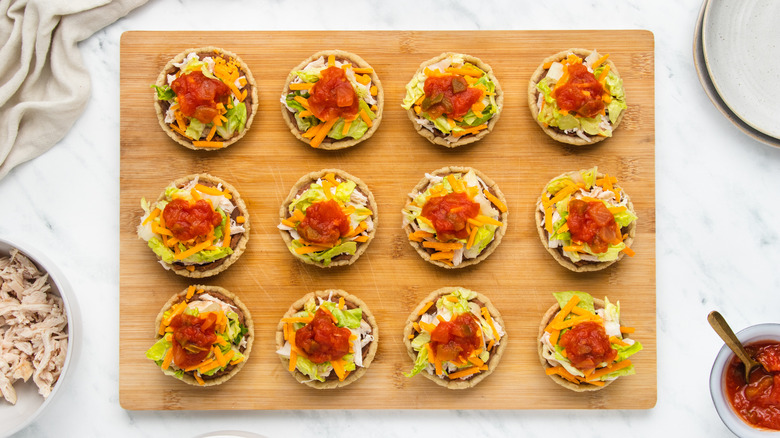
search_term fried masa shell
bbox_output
[534,169,635,272]
[403,166,507,269]
[281,50,384,150]
[527,48,625,146]
[148,173,250,278]
[275,289,379,389]
[403,287,507,389]
[154,46,258,151]
[153,285,254,387]
[279,169,378,268]
[538,298,616,392]
[404,52,503,148]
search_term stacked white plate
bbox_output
[694,0,780,147]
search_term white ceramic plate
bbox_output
[693,0,780,148]
[0,237,78,437]
[702,0,780,139]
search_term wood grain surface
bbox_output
[119,30,655,410]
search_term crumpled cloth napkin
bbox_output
[0,0,148,180]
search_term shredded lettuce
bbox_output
[288,186,326,213]
[303,297,317,315]
[289,240,357,266]
[215,101,247,139]
[588,242,625,261]
[545,175,574,195]
[599,363,637,381]
[185,118,206,140]
[212,210,227,240]
[145,338,171,361]
[419,114,451,134]
[226,312,248,344]
[342,354,356,372]
[614,209,638,227]
[293,355,328,382]
[147,238,175,264]
[329,117,368,140]
[547,345,585,377]
[401,72,426,110]
[614,341,643,362]
[580,167,598,189]
[178,245,233,264]
[352,206,372,222]
[320,301,362,329]
[438,289,476,316]
[553,291,595,313]
[579,116,604,136]
[410,332,430,350]
[334,181,356,203]
[285,92,317,131]
[327,100,376,140]
[285,92,308,112]
[607,99,627,124]
[462,225,496,259]
[151,84,175,101]
[404,345,429,378]
[294,70,321,83]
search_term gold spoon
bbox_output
[708,311,762,382]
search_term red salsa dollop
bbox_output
[297,199,350,245]
[422,192,480,240]
[169,312,218,368]
[171,71,231,123]
[295,308,352,364]
[308,66,359,121]
[430,313,482,363]
[559,321,617,371]
[552,63,605,118]
[163,198,223,242]
[566,198,622,254]
[422,75,484,119]
[725,341,780,430]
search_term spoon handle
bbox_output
[708,311,754,366]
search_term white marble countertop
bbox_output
[2,0,775,436]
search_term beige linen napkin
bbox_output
[0,0,148,179]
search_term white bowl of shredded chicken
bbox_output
[0,237,76,436]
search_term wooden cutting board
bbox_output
[119,30,655,410]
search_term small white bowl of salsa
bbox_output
[710,323,780,436]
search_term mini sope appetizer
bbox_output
[402,166,507,268]
[146,285,253,387]
[137,173,249,277]
[538,291,642,391]
[153,47,257,150]
[536,167,636,272]
[404,287,507,389]
[276,289,378,389]
[528,48,627,145]
[401,52,503,147]
[281,50,383,150]
[278,169,377,267]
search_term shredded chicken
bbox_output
[0,249,68,405]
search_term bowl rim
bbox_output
[0,236,78,437]
[710,322,780,436]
